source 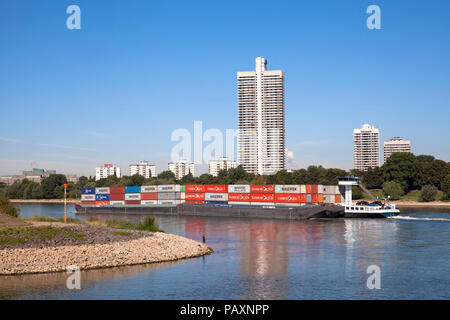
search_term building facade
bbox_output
[129,161,156,178]
[353,124,380,171]
[208,157,237,177]
[237,57,285,175]
[168,160,195,180]
[384,137,411,162]
[95,164,121,181]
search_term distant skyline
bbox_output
[1,0,450,177]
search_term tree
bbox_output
[41,174,67,199]
[157,171,176,181]
[382,181,404,200]
[0,196,19,217]
[180,172,195,185]
[291,169,309,184]
[361,166,384,189]
[383,152,417,191]
[419,185,438,202]
[352,186,363,200]
[197,173,217,185]
[441,173,450,200]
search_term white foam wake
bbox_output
[388,215,450,222]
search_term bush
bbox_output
[0,196,19,217]
[442,174,450,200]
[382,181,404,200]
[352,186,363,200]
[419,185,438,202]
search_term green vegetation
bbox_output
[419,185,438,202]
[0,226,86,246]
[26,215,80,223]
[105,216,162,233]
[113,231,132,237]
[0,196,19,217]
[382,181,404,200]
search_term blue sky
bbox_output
[0,0,449,176]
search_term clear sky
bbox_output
[1,0,449,177]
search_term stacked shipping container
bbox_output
[81,184,343,206]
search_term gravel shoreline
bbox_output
[0,222,212,275]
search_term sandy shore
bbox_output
[392,201,450,208]
[0,221,212,276]
[10,199,79,204]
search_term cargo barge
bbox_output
[74,202,345,220]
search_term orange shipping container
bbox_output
[185,185,206,193]
[335,194,341,203]
[275,194,301,203]
[299,194,307,203]
[306,185,312,193]
[250,185,275,193]
[318,194,324,203]
[312,185,318,194]
[81,201,96,205]
[110,187,125,194]
[110,193,125,201]
[185,193,205,200]
[250,193,275,202]
[312,194,318,203]
[228,193,251,201]
[95,201,110,206]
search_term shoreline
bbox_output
[10,199,79,204]
[0,221,212,276]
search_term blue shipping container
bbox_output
[96,194,110,201]
[82,188,95,195]
[125,186,141,193]
[205,201,228,205]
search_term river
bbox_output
[1,203,449,299]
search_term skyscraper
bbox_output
[384,137,411,162]
[353,124,380,171]
[237,57,285,175]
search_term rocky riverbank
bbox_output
[0,221,212,275]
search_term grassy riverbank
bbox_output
[0,213,212,275]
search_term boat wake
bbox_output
[388,215,450,222]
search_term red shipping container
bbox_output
[205,185,228,193]
[81,201,96,205]
[141,192,158,200]
[335,194,341,203]
[95,201,110,206]
[275,194,301,203]
[299,194,307,203]
[186,200,205,204]
[250,193,275,202]
[312,185,318,194]
[110,193,125,201]
[125,200,140,205]
[228,193,250,202]
[110,187,125,194]
[306,185,312,193]
[250,185,275,193]
[185,193,205,200]
[312,194,318,203]
[185,185,206,193]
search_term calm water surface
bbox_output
[1,203,449,300]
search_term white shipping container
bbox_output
[228,185,251,193]
[110,201,125,205]
[205,193,228,201]
[141,200,158,205]
[275,185,300,194]
[158,185,180,192]
[157,200,181,205]
[81,194,95,201]
[323,194,335,203]
[300,185,306,193]
[141,186,158,193]
[125,193,141,200]
[276,203,301,207]
[318,185,324,194]
[251,202,275,206]
[228,201,251,205]
[95,187,110,194]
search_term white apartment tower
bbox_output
[208,157,237,177]
[384,137,411,162]
[168,159,195,180]
[353,124,380,171]
[129,161,156,178]
[95,164,121,181]
[237,57,285,175]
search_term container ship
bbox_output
[75,181,399,219]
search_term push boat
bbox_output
[338,176,400,218]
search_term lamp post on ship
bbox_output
[64,183,67,223]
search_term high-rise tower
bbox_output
[237,57,285,175]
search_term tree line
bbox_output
[1,152,450,201]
